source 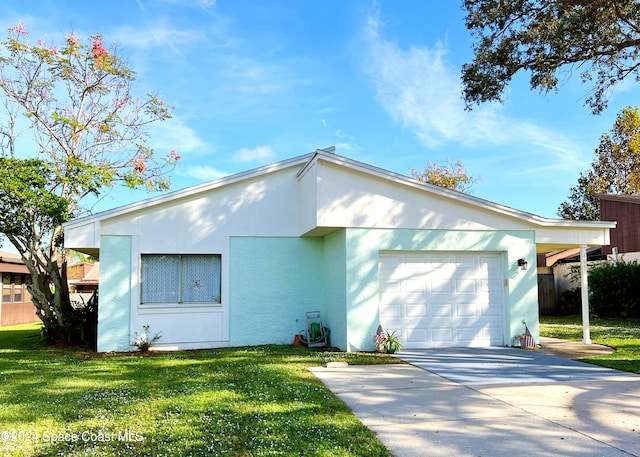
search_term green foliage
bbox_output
[0,22,179,345]
[557,287,582,316]
[376,329,404,353]
[558,106,640,220]
[462,1,640,114]
[130,325,162,352]
[589,261,640,317]
[0,158,69,240]
[40,290,98,349]
[410,158,480,193]
[0,330,392,457]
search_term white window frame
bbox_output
[140,254,221,306]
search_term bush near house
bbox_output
[557,287,582,316]
[589,261,640,317]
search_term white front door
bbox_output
[379,252,505,348]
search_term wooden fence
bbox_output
[537,274,556,315]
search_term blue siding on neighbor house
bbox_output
[97,235,132,352]
[228,237,326,347]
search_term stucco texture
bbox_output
[229,237,326,346]
[97,235,132,352]
[343,228,538,351]
[227,228,538,352]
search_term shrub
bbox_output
[557,287,582,316]
[589,261,640,317]
[131,325,162,352]
[41,290,98,349]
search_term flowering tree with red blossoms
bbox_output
[0,23,179,344]
[410,158,479,193]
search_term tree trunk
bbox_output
[20,244,77,344]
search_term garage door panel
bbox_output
[432,303,453,317]
[482,303,502,316]
[456,304,477,317]
[406,303,428,318]
[431,328,454,345]
[380,293,425,306]
[404,279,426,293]
[455,279,478,293]
[485,324,503,344]
[430,280,451,293]
[406,327,429,344]
[379,252,504,348]
[379,303,402,319]
[379,278,401,293]
[457,327,481,344]
[403,254,428,268]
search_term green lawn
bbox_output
[0,323,399,457]
[540,315,640,373]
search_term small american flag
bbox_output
[522,325,536,348]
[375,325,388,347]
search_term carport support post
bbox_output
[580,244,591,344]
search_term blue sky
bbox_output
[2,0,636,219]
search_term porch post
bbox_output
[580,244,591,344]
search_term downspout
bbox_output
[580,244,591,344]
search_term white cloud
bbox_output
[335,130,357,151]
[233,145,276,162]
[148,116,209,154]
[361,8,588,171]
[183,164,227,181]
[113,20,206,55]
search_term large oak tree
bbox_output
[462,0,640,114]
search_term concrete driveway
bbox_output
[310,346,640,457]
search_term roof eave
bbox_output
[64,153,314,229]
[306,150,617,230]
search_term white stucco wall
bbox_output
[311,161,611,246]
[99,167,305,351]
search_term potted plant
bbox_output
[375,328,404,354]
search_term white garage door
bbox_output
[379,252,504,348]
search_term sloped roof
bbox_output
[63,148,615,255]
[0,251,28,274]
[64,153,315,230]
[300,149,614,230]
[65,148,614,231]
[68,262,99,285]
[596,194,640,204]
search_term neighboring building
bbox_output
[539,194,640,314]
[0,252,38,326]
[68,262,99,307]
[63,148,614,352]
[68,262,99,293]
[597,194,640,260]
[541,247,605,314]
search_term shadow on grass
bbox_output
[0,323,44,350]
[0,340,393,456]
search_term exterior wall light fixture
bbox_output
[518,258,528,270]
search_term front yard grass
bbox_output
[540,315,640,374]
[0,323,399,457]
